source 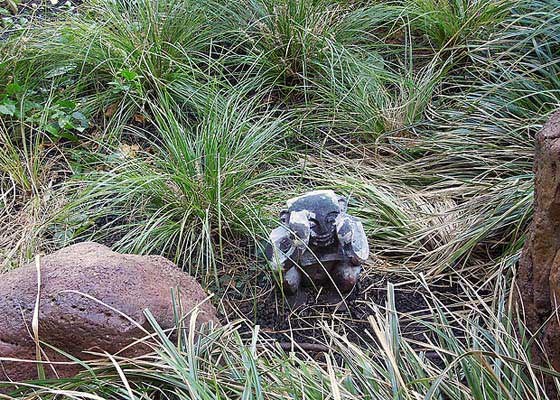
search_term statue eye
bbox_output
[326,213,339,223]
[308,218,318,228]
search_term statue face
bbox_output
[285,190,342,247]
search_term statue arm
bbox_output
[267,225,297,271]
[336,214,370,264]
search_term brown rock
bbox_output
[518,110,560,371]
[0,242,218,382]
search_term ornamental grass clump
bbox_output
[62,89,291,282]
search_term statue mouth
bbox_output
[311,232,335,246]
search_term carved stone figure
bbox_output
[266,190,369,294]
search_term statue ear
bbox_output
[279,210,289,224]
[337,196,348,213]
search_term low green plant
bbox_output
[61,89,293,282]
[0,110,67,271]
[209,0,347,95]
[405,0,510,49]
[12,0,219,138]
[308,47,446,138]
[0,81,89,142]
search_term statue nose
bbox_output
[316,221,330,235]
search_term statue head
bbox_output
[281,190,347,247]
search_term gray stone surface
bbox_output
[267,190,369,294]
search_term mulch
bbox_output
[220,268,468,353]
[1,0,80,39]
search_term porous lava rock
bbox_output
[518,110,560,370]
[0,242,218,382]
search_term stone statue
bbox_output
[266,190,369,294]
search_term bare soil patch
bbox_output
[221,268,468,351]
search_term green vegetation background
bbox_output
[0,0,558,397]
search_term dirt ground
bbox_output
[1,0,80,39]
[220,265,469,352]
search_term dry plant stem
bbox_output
[32,255,45,380]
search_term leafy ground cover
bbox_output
[1,0,559,398]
